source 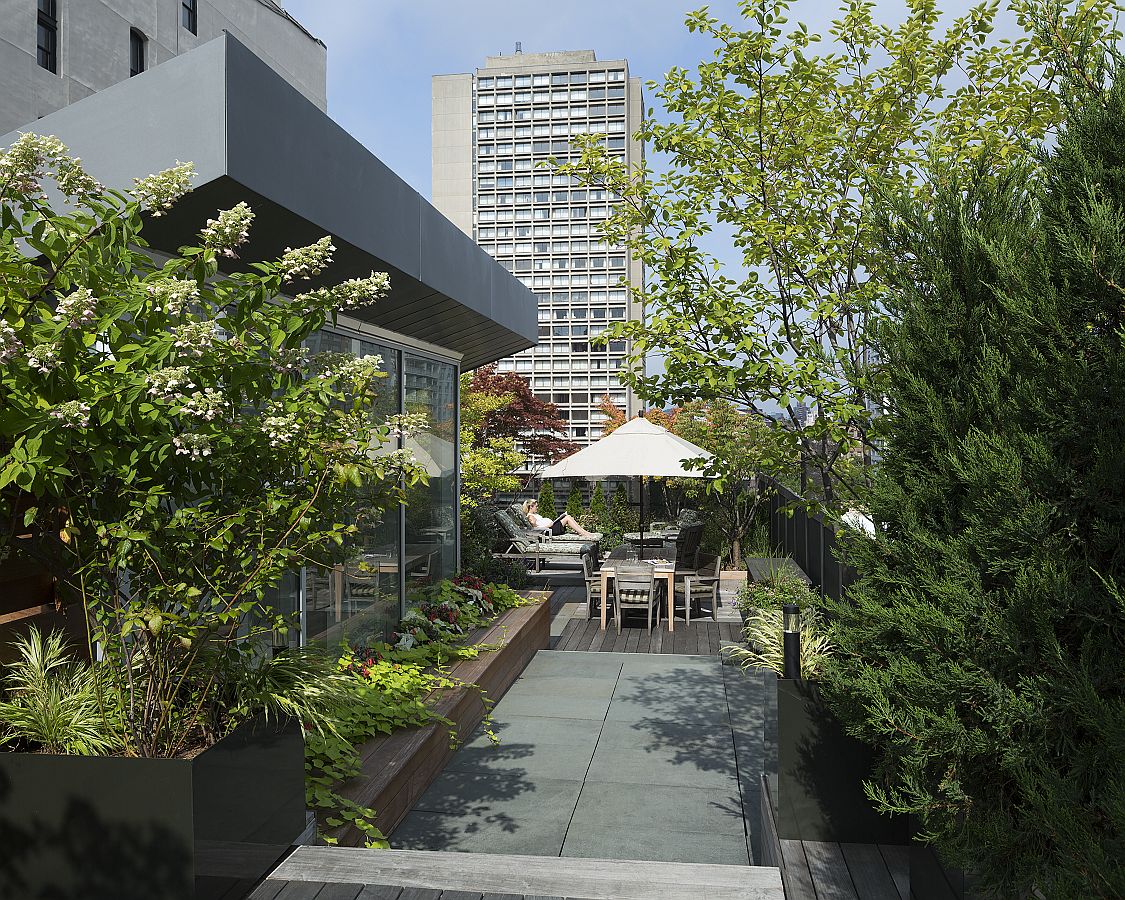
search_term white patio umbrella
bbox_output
[539,416,715,552]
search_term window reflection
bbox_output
[301,331,402,650]
[403,354,457,607]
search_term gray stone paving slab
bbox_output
[561,825,751,867]
[507,674,618,701]
[603,696,731,727]
[392,649,766,867]
[585,746,738,790]
[464,716,603,751]
[568,782,747,836]
[448,741,596,782]
[519,653,622,679]
[492,693,613,721]
[412,771,584,820]
[390,809,572,856]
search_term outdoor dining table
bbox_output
[598,547,678,632]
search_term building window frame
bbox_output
[37,0,58,74]
[181,0,198,34]
[129,28,146,77]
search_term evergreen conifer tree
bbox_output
[825,77,1125,897]
[536,481,557,519]
[566,483,585,519]
[611,483,637,532]
[589,482,609,522]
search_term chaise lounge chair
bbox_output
[492,508,598,573]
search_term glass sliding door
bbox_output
[403,353,458,607]
[301,331,402,649]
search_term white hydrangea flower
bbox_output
[278,236,336,282]
[173,433,212,460]
[200,202,254,258]
[171,322,216,357]
[0,134,101,200]
[296,271,390,311]
[27,344,59,374]
[146,278,199,316]
[384,412,428,438]
[54,154,103,201]
[146,366,195,401]
[262,413,300,448]
[53,287,98,327]
[48,400,92,429]
[132,162,195,216]
[271,346,309,374]
[0,321,21,364]
[177,387,225,422]
[320,353,384,382]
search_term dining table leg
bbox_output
[664,571,675,632]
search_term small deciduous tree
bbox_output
[560,0,1121,509]
[465,363,577,464]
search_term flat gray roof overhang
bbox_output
[0,34,536,369]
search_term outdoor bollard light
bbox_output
[783,602,802,680]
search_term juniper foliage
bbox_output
[824,79,1125,897]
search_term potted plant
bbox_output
[0,136,426,899]
[729,570,906,844]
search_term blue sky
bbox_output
[280,0,934,201]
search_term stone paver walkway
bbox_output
[391,649,775,866]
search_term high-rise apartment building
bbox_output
[433,49,644,447]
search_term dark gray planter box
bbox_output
[777,676,908,844]
[910,841,979,899]
[0,717,304,900]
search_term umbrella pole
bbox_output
[639,476,645,560]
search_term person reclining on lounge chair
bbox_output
[522,499,597,539]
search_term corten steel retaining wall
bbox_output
[759,477,860,603]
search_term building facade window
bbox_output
[129,29,146,77]
[181,0,197,34]
[37,0,58,74]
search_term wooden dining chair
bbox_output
[677,554,722,623]
[612,564,660,634]
[582,553,609,621]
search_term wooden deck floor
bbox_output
[759,775,909,900]
[554,615,743,654]
[547,581,744,655]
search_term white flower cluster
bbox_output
[296,271,390,311]
[262,413,300,448]
[271,346,309,375]
[384,412,428,438]
[146,366,195,401]
[200,202,254,258]
[0,321,21,364]
[173,433,212,460]
[53,287,98,327]
[320,353,384,383]
[176,387,225,422]
[147,278,199,316]
[0,134,102,201]
[132,162,195,216]
[279,236,336,282]
[171,322,216,356]
[48,400,91,429]
[27,344,59,374]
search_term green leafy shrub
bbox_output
[0,135,424,758]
